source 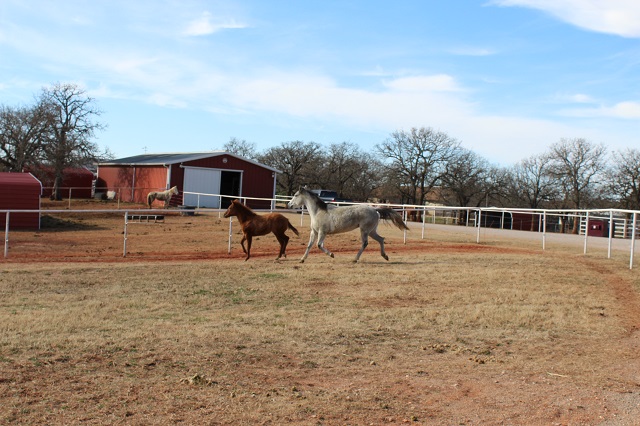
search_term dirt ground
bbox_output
[1,199,640,425]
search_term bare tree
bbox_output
[312,142,359,193]
[376,127,460,205]
[0,103,51,172]
[307,141,384,200]
[258,141,322,196]
[223,137,257,160]
[606,148,640,210]
[439,149,490,223]
[507,154,559,209]
[341,151,386,202]
[484,165,512,207]
[547,138,606,233]
[39,83,105,200]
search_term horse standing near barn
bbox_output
[224,199,299,261]
[287,187,409,263]
[147,186,179,209]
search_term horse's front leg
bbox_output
[316,232,334,259]
[240,235,248,255]
[244,235,252,261]
[300,230,317,263]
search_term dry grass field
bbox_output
[1,199,640,424]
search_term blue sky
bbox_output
[1,0,638,165]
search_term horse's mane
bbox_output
[231,200,257,216]
[301,188,328,211]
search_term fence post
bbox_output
[402,207,407,244]
[476,209,482,243]
[123,212,129,257]
[542,211,547,251]
[228,217,233,254]
[608,211,614,259]
[630,212,637,270]
[4,212,9,258]
[68,188,72,209]
[583,212,590,255]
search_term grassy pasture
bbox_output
[1,201,640,424]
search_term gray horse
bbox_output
[287,187,409,263]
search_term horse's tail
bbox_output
[147,192,154,208]
[376,207,409,231]
[287,220,300,236]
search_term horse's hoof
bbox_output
[330,253,334,258]
[383,255,389,261]
[299,259,305,263]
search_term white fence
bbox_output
[2,193,639,269]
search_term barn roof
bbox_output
[98,151,280,173]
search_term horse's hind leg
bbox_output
[370,229,388,261]
[354,230,370,262]
[275,232,289,260]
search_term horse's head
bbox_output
[223,199,240,218]
[171,186,179,195]
[287,188,306,209]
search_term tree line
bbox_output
[3,83,639,232]
[225,130,640,230]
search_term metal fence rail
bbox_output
[2,195,639,269]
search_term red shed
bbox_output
[0,172,42,229]
[27,166,95,199]
[96,152,280,209]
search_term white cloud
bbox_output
[569,93,595,103]
[183,11,247,36]
[560,101,640,119]
[610,101,640,118]
[448,46,497,56]
[490,0,640,37]
[383,75,462,92]
[554,93,596,103]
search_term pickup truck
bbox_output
[309,189,351,203]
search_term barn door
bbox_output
[183,167,222,208]
[220,171,241,208]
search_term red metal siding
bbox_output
[97,166,169,205]
[0,172,41,229]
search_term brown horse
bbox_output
[223,199,299,261]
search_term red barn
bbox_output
[0,172,42,229]
[96,152,280,209]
